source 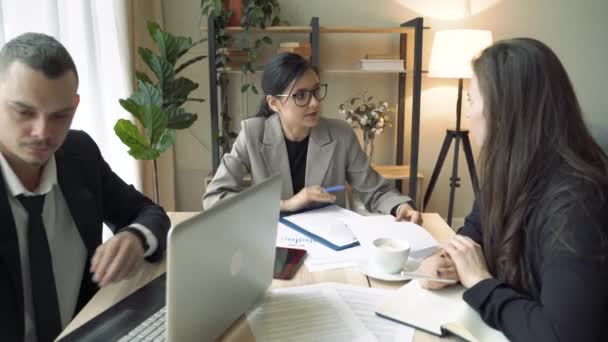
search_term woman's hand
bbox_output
[443,235,492,288]
[418,250,460,290]
[280,186,336,212]
[395,203,423,225]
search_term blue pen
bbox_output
[324,185,345,193]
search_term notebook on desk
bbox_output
[280,204,362,250]
[375,280,508,342]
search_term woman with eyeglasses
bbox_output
[418,38,608,341]
[204,52,421,223]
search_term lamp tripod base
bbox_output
[423,128,479,226]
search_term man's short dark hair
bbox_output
[0,32,79,85]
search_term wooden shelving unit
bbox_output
[205,17,425,203]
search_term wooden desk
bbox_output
[59,212,456,341]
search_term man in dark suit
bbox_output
[0,33,170,341]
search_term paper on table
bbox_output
[304,245,364,272]
[276,222,364,272]
[246,285,377,342]
[345,216,440,261]
[282,205,362,248]
[327,283,415,342]
[276,222,316,249]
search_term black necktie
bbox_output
[17,194,62,342]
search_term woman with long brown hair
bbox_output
[420,38,608,341]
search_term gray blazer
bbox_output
[203,113,411,213]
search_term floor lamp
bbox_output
[423,29,492,226]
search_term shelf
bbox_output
[320,27,422,34]
[322,69,405,74]
[201,26,430,34]
[203,26,312,33]
[372,164,424,180]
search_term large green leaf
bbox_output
[154,129,176,153]
[175,55,207,75]
[132,80,162,107]
[119,99,144,123]
[167,107,198,129]
[128,145,161,160]
[164,77,198,102]
[147,21,193,65]
[114,119,147,149]
[114,119,160,160]
[135,71,154,85]
[138,47,175,86]
[140,105,168,146]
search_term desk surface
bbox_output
[59,212,458,342]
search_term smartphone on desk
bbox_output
[273,247,307,280]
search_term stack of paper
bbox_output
[276,222,364,272]
[281,205,362,250]
[277,208,441,272]
[345,215,440,261]
[246,283,414,342]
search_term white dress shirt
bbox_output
[0,153,157,342]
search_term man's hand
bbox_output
[395,202,423,225]
[280,186,336,212]
[90,231,145,287]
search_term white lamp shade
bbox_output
[428,29,493,79]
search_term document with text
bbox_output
[247,285,377,342]
[327,283,415,342]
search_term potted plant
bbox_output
[340,93,394,162]
[114,21,206,203]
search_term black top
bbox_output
[458,181,608,341]
[285,136,309,194]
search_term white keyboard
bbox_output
[117,307,166,342]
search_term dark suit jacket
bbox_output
[0,130,170,341]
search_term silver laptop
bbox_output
[59,175,281,342]
[165,174,281,340]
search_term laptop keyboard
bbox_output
[117,307,167,341]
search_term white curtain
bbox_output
[0,0,140,190]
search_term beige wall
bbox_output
[161,0,608,227]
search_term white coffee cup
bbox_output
[370,237,411,274]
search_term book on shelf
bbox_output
[277,45,312,56]
[360,58,405,72]
[364,54,400,60]
[218,47,247,56]
[279,41,311,48]
[375,280,508,342]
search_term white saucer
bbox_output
[357,258,421,282]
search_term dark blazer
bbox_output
[458,184,608,341]
[0,130,170,341]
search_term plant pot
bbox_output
[223,0,243,27]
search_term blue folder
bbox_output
[279,204,360,251]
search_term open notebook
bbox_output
[375,280,508,342]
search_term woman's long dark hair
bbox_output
[256,52,317,117]
[472,38,608,292]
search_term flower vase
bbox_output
[363,132,376,162]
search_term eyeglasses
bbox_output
[275,84,328,107]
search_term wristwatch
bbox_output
[122,227,149,252]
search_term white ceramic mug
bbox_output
[370,237,411,274]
